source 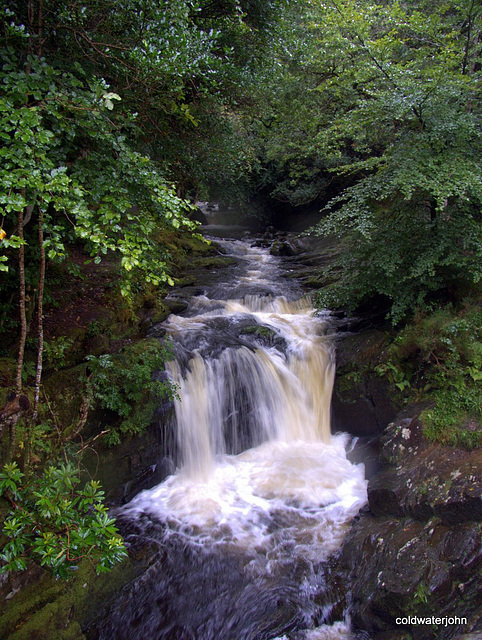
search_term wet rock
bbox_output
[269,237,307,257]
[332,330,398,437]
[164,298,189,315]
[332,375,396,437]
[121,457,176,504]
[341,407,482,640]
[81,406,176,506]
[239,324,288,351]
[368,417,482,524]
[188,207,208,225]
[345,435,382,480]
[342,514,481,639]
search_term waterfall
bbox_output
[167,295,335,481]
[104,233,367,640]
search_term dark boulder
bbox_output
[340,409,482,640]
[188,207,209,225]
[269,237,308,257]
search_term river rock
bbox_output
[340,408,482,640]
[188,207,209,225]
[269,237,307,256]
[332,330,398,437]
[369,417,482,524]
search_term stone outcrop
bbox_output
[340,410,482,640]
[332,329,398,439]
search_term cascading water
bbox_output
[165,295,334,481]
[91,231,367,640]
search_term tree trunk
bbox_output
[33,209,45,420]
[15,203,27,395]
[12,201,28,460]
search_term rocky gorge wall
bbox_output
[326,302,481,639]
[338,406,481,640]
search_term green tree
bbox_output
[0,49,193,413]
[0,0,289,578]
[0,4,202,424]
[310,0,482,320]
[250,0,481,320]
[0,0,290,461]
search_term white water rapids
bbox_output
[116,233,368,640]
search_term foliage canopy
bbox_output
[250,0,482,321]
[0,0,289,578]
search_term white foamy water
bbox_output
[163,294,335,479]
[124,272,366,561]
[275,620,352,639]
[124,435,366,561]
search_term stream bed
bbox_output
[88,228,368,640]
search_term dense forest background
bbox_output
[0,0,481,577]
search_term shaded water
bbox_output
[93,230,367,640]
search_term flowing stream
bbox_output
[94,229,367,640]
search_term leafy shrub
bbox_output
[381,304,482,448]
[391,306,482,371]
[0,462,127,579]
[314,200,482,324]
[43,336,75,371]
[86,339,177,445]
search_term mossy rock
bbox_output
[191,256,237,269]
[81,332,111,357]
[115,336,163,359]
[332,329,399,436]
[240,325,277,340]
[164,299,189,315]
[148,304,171,325]
[174,275,198,287]
[0,556,137,640]
[176,233,219,257]
[336,329,392,371]
[42,363,89,433]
